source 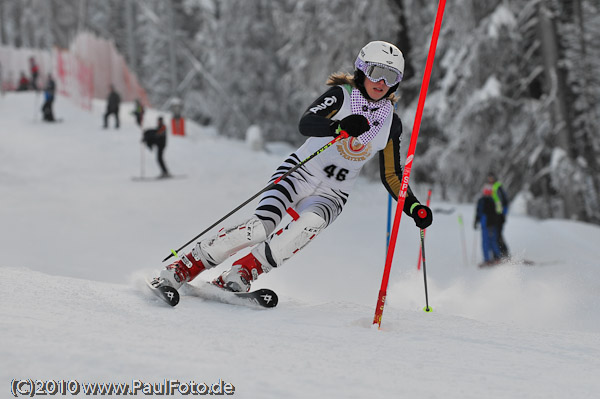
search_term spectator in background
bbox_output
[103,85,121,129]
[132,98,145,127]
[17,72,30,91]
[486,172,510,258]
[474,184,503,267]
[41,74,56,122]
[142,116,170,178]
[154,117,170,178]
[29,57,39,91]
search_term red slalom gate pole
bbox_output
[417,189,432,270]
[373,0,447,328]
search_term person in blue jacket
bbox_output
[474,184,503,266]
[41,74,56,122]
[487,172,510,258]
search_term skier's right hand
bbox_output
[338,114,370,137]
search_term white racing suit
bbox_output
[196,83,421,274]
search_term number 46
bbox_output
[323,164,349,181]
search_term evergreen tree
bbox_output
[1,0,598,224]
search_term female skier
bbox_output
[153,41,433,293]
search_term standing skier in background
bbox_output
[103,85,121,129]
[142,116,171,178]
[474,185,503,266]
[152,41,433,293]
[154,116,170,178]
[29,57,39,91]
[486,172,509,258]
[132,98,145,127]
[41,74,56,122]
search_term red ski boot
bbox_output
[158,252,206,289]
[212,253,263,292]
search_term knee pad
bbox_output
[197,216,267,266]
[252,212,326,269]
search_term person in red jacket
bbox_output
[29,57,39,90]
[17,72,29,91]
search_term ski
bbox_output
[478,258,557,268]
[182,283,278,309]
[146,279,278,308]
[146,279,180,307]
[132,175,186,182]
[230,287,278,308]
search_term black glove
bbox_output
[338,114,370,137]
[411,204,433,229]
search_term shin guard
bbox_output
[197,216,267,267]
[252,212,326,269]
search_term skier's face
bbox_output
[364,78,388,101]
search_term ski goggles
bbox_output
[355,59,403,87]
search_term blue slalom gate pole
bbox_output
[386,194,392,252]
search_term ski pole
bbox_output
[416,188,432,270]
[472,224,479,266]
[140,141,146,179]
[163,131,349,262]
[373,0,446,328]
[458,213,468,267]
[420,228,432,312]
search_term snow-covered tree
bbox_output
[1,0,598,224]
[401,0,600,223]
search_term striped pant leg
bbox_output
[254,154,316,235]
[295,184,349,228]
[252,184,350,269]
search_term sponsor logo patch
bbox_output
[309,96,337,114]
[336,137,372,161]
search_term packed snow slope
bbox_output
[1,92,599,398]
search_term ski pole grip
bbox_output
[338,130,349,139]
[418,208,428,219]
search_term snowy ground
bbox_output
[1,92,599,398]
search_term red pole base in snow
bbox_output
[373,290,387,328]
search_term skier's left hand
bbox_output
[411,204,433,229]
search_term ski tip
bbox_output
[423,306,433,313]
[235,288,278,308]
[230,287,278,308]
[256,288,278,308]
[146,279,180,307]
[161,285,180,306]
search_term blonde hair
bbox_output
[326,72,355,87]
[325,72,398,103]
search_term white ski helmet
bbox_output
[355,41,405,86]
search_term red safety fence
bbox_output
[0,31,148,110]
